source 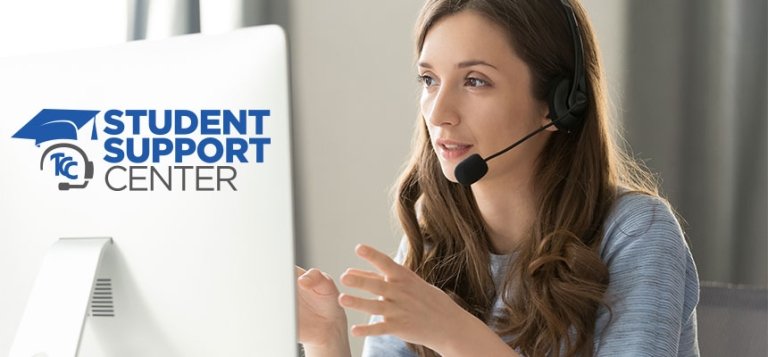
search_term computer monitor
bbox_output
[0,25,297,356]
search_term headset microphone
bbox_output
[59,182,90,190]
[453,114,560,186]
[454,0,588,186]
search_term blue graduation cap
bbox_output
[13,109,100,146]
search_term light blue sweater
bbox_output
[362,193,700,356]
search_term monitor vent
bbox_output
[90,278,115,317]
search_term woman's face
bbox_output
[418,10,551,184]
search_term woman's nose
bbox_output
[424,87,460,127]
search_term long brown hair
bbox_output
[395,0,659,356]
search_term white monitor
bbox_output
[0,25,297,356]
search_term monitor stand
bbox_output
[10,237,112,357]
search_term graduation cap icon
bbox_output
[13,109,100,146]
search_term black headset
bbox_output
[39,143,94,190]
[547,0,588,133]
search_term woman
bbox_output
[297,0,700,356]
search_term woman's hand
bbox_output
[295,266,350,356]
[336,244,472,354]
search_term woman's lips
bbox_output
[436,139,472,161]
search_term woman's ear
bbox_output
[540,101,558,132]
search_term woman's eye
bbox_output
[465,77,489,87]
[418,75,436,87]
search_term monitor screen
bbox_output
[0,25,297,356]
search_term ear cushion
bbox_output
[84,160,94,180]
[547,77,586,133]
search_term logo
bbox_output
[12,108,272,191]
[13,109,98,190]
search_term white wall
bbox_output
[581,0,629,123]
[289,0,422,354]
[288,1,628,355]
[0,0,125,57]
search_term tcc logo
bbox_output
[39,143,95,190]
[50,152,79,180]
[12,109,99,191]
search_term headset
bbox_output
[39,143,95,190]
[547,0,588,133]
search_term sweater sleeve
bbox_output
[594,194,700,357]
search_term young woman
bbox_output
[297,0,700,356]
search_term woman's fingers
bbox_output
[350,321,390,337]
[338,293,388,314]
[298,268,339,296]
[295,265,307,277]
[355,244,405,278]
[340,269,389,296]
[343,268,384,280]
